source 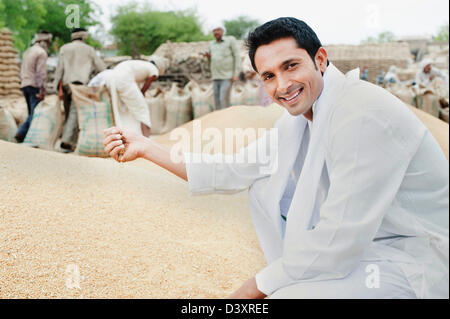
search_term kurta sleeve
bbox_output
[256,105,426,295]
[53,50,64,89]
[184,129,277,195]
[92,48,106,73]
[230,37,241,78]
[35,52,48,90]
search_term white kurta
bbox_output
[184,65,449,298]
[106,60,158,133]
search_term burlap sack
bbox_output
[6,98,28,126]
[244,80,262,106]
[230,83,246,106]
[414,88,441,118]
[23,99,63,149]
[440,108,449,123]
[386,83,416,106]
[162,83,192,132]
[70,85,114,157]
[145,87,166,134]
[0,105,17,142]
[189,81,214,119]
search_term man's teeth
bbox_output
[284,89,302,101]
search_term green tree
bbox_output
[223,15,260,40]
[0,0,46,52]
[0,0,101,53]
[362,31,396,44]
[433,23,449,42]
[111,4,210,56]
[39,0,102,51]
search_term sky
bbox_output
[91,0,449,45]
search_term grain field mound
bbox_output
[0,141,265,298]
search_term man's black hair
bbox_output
[245,17,328,73]
[39,30,50,34]
[71,27,87,33]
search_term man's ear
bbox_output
[315,47,328,73]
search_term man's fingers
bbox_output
[103,134,122,147]
[105,139,123,155]
[109,144,125,159]
[103,127,121,136]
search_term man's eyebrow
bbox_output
[281,58,299,67]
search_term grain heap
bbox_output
[0,29,21,98]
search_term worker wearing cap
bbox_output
[106,56,169,137]
[415,59,448,87]
[53,28,106,152]
[205,24,241,110]
[15,31,52,143]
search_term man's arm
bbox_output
[141,75,157,96]
[53,50,64,92]
[35,52,47,101]
[230,37,241,82]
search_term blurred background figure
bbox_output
[205,24,240,110]
[106,56,169,137]
[415,58,448,87]
[360,67,369,81]
[384,65,400,85]
[53,27,106,152]
[15,31,52,143]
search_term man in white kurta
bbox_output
[183,22,449,298]
[103,17,448,299]
[106,56,169,136]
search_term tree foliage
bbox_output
[223,15,260,40]
[0,0,100,53]
[433,23,449,42]
[110,3,210,56]
[362,31,396,44]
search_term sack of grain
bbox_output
[23,99,63,149]
[70,84,114,157]
[414,88,441,118]
[230,83,246,106]
[162,83,192,132]
[440,108,449,123]
[386,83,416,106]
[189,81,214,119]
[6,98,28,126]
[0,105,17,142]
[244,80,262,106]
[145,87,166,134]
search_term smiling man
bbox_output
[104,17,449,299]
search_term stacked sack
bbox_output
[0,29,22,98]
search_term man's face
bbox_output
[423,64,431,74]
[213,28,224,41]
[255,37,327,117]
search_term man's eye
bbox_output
[263,74,273,81]
[287,63,297,69]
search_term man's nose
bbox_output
[277,75,292,95]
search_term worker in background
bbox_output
[204,24,241,110]
[105,56,169,137]
[415,59,448,87]
[53,27,105,152]
[384,65,400,85]
[15,31,52,143]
